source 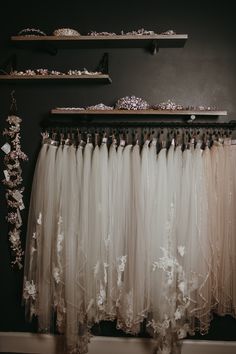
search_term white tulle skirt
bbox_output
[24,138,236,354]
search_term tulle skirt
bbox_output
[24,139,236,354]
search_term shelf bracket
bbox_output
[96,53,109,74]
[150,40,159,55]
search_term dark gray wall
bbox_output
[0,0,236,338]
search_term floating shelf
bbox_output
[51,109,227,117]
[0,74,112,83]
[11,34,188,53]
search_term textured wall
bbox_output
[0,0,236,338]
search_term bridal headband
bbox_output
[53,28,81,36]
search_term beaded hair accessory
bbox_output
[53,28,80,36]
[86,103,114,110]
[152,99,186,111]
[115,95,149,110]
[17,28,46,36]
[10,68,102,76]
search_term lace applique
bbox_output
[37,212,42,225]
[126,291,134,323]
[57,218,64,253]
[54,216,64,284]
[104,263,109,284]
[23,278,37,300]
[97,282,106,310]
[30,212,41,259]
[177,246,185,257]
[54,297,66,333]
[53,216,65,332]
[31,246,37,255]
[94,261,100,277]
[152,247,177,285]
[53,267,61,284]
[117,290,135,332]
[149,247,195,354]
[117,255,127,287]
[8,228,24,269]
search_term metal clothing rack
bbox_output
[43,119,236,130]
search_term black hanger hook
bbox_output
[10,90,18,115]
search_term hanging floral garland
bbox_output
[2,113,28,269]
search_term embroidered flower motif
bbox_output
[104,263,109,284]
[57,233,64,253]
[153,247,177,284]
[53,267,61,284]
[37,213,42,225]
[118,255,127,272]
[150,247,198,354]
[97,283,106,310]
[9,229,20,243]
[23,279,37,300]
[94,261,100,277]
[7,115,22,125]
[178,281,186,294]
[117,255,127,286]
[8,228,24,268]
[55,298,66,333]
[174,307,182,320]
[121,290,134,327]
[7,212,18,224]
[147,318,170,336]
[177,246,185,257]
[31,246,37,255]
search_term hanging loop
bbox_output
[10,90,17,115]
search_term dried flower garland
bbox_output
[2,115,28,269]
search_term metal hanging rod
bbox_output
[42,120,236,129]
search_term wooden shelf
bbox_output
[51,109,227,116]
[0,74,112,83]
[11,34,188,52]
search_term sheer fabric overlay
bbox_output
[23,134,236,354]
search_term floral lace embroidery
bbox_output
[53,267,61,284]
[94,261,100,277]
[177,246,185,257]
[53,216,64,285]
[97,282,106,310]
[54,297,66,333]
[149,247,195,354]
[53,216,66,332]
[104,262,109,284]
[23,278,37,300]
[117,255,127,287]
[37,212,42,225]
[2,114,28,269]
